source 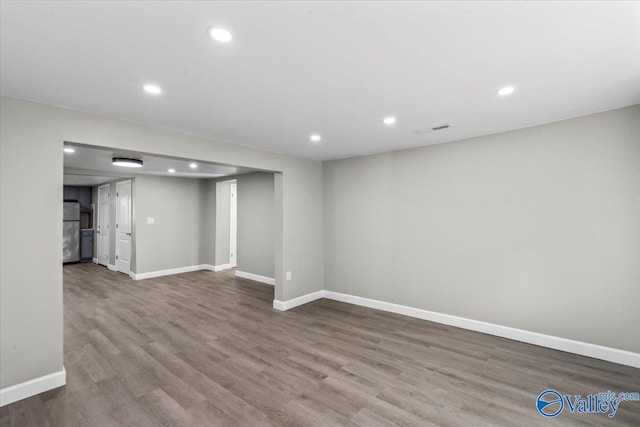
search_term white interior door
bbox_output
[97,184,110,266]
[229,181,237,268]
[115,180,132,275]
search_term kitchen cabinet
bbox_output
[77,187,91,210]
[64,186,94,229]
[63,186,77,201]
[63,186,92,209]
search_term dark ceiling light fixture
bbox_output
[112,157,143,168]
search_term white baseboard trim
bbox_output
[273,289,640,368]
[235,271,275,286]
[92,257,98,264]
[273,290,325,311]
[107,264,117,272]
[130,264,238,280]
[0,367,66,407]
[213,264,231,272]
[131,264,210,280]
[323,291,640,368]
[202,264,230,272]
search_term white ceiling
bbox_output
[2,1,639,161]
[64,144,259,178]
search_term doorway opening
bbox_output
[213,174,276,286]
[63,174,134,275]
[214,179,237,271]
[63,142,282,297]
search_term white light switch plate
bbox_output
[286,271,292,281]
[147,217,155,224]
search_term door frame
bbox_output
[115,179,132,275]
[97,184,110,266]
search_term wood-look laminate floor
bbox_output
[1,263,638,426]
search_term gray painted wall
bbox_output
[135,175,202,273]
[0,96,323,390]
[199,179,216,266]
[324,105,640,353]
[87,173,274,278]
[1,99,64,389]
[93,176,212,274]
[215,180,232,267]
[237,173,275,278]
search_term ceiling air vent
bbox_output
[415,123,451,134]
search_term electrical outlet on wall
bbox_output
[286,271,292,281]
[147,217,155,224]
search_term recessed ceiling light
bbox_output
[497,86,515,96]
[63,147,75,153]
[143,84,162,94]
[209,27,233,42]
[189,163,198,169]
[383,116,397,125]
[168,168,176,173]
[310,134,322,143]
[112,157,143,168]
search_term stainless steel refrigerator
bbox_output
[63,202,80,263]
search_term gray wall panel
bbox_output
[323,105,640,353]
[237,173,275,278]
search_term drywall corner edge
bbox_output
[273,290,325,311]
